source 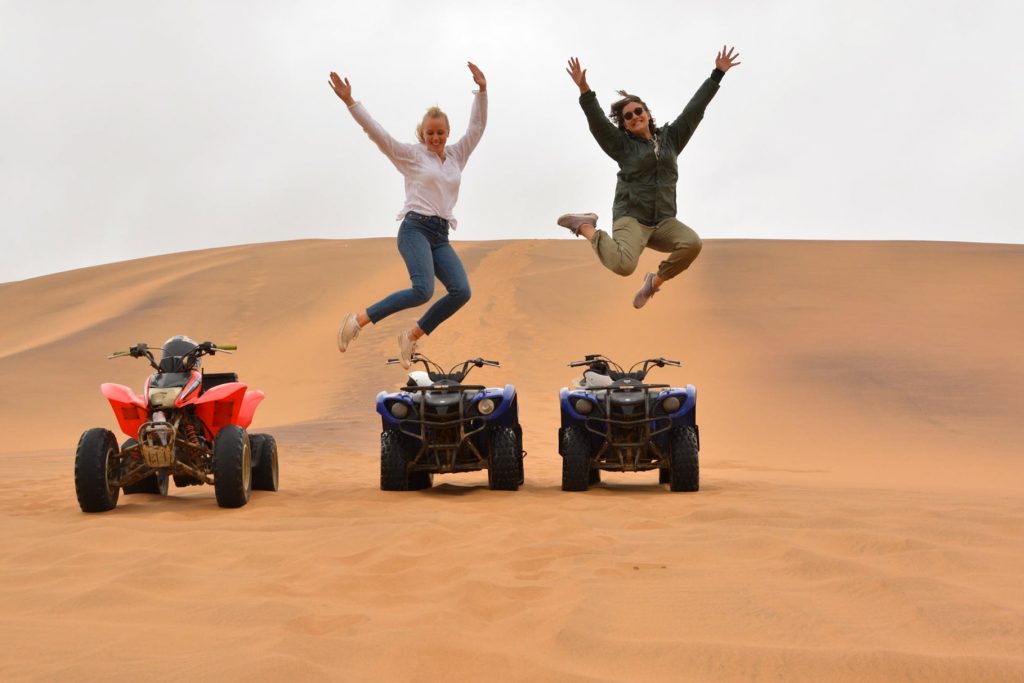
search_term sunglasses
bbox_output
[622,105,645,121]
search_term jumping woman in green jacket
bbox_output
[559,46,740,308]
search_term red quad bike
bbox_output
[74,336,279,512]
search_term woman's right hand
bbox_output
[566,57,590,94]
[329,72,355,106]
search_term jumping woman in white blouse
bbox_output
[329,63,488,368]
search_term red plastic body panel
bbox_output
[237,390,265,429]
[193,382,247,438]
[101,383,148,440]
[101,375,265,441]
[174,370,203,408]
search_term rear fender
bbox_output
[193,382,247,437]
[101,383,148,440]
[237,389,265,429]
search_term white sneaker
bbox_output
[337,313,360,352]
[557,212,598,236]
[632,273,659,309]
[398,330,418,369]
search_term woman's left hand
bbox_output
[468,62,487,92]
[715,45,741,72]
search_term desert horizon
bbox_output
[1,237,1022,681]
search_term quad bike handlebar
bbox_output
[387,353,500,383]
[108,341,236,372]
[568,354,681,382]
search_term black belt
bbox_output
[405,211,450,229]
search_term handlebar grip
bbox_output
[568,361,588,367]
[110,350,131,357]
[214,344,237,351]
[483,359,500,365]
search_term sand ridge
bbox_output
[0,238,1022,681]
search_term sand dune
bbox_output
[1,238,1022,681]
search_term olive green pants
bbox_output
[589,215,702,280]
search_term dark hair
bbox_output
[609,91,656,136]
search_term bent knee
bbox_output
[611,261,639,277]
[673,236,702,257]
[410,283,434,305]
[450,284,471,306]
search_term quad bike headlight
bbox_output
[477,397,495,415]
[148,386,182,409]
[661,396,681,413]
[574,398,594,415]
[389,401,409,419]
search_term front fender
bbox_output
[375,391,391,420]
[670,385,697,422]
[476,384,517,423]
[560,387,596,424]
[101,383,148,440]
[377,390,408,428]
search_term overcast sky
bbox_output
[2,0,1021,282]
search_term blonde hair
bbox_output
[416,106,450,143]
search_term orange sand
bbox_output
[1,238,1022,681]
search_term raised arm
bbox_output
[567,57,624,161]
[447,62,489,163]
[566,56,591,96]
[665,46,740,152]
[329,70,415,166]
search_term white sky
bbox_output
[2,0,1022,282]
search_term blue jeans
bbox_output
[366,212,471,335]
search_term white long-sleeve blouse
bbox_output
[347,91,487,230]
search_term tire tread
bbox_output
[75,428,120,513]
[561,426,591,492]
[487,426,521,491]
[669,425,700,492]
[213,425,252,508]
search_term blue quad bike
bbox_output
[375,354,525,491]
[559,355,699,492]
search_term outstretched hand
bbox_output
[328,72,354,106]
[566,57,590,94]
[467,62,487,92]
[715,46,741,72]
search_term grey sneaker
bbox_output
[337,312,361,352]
[557,212,598,236]
[632,273,659,309]
[398,330,418,369]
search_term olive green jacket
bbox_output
[579,75,721,225]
